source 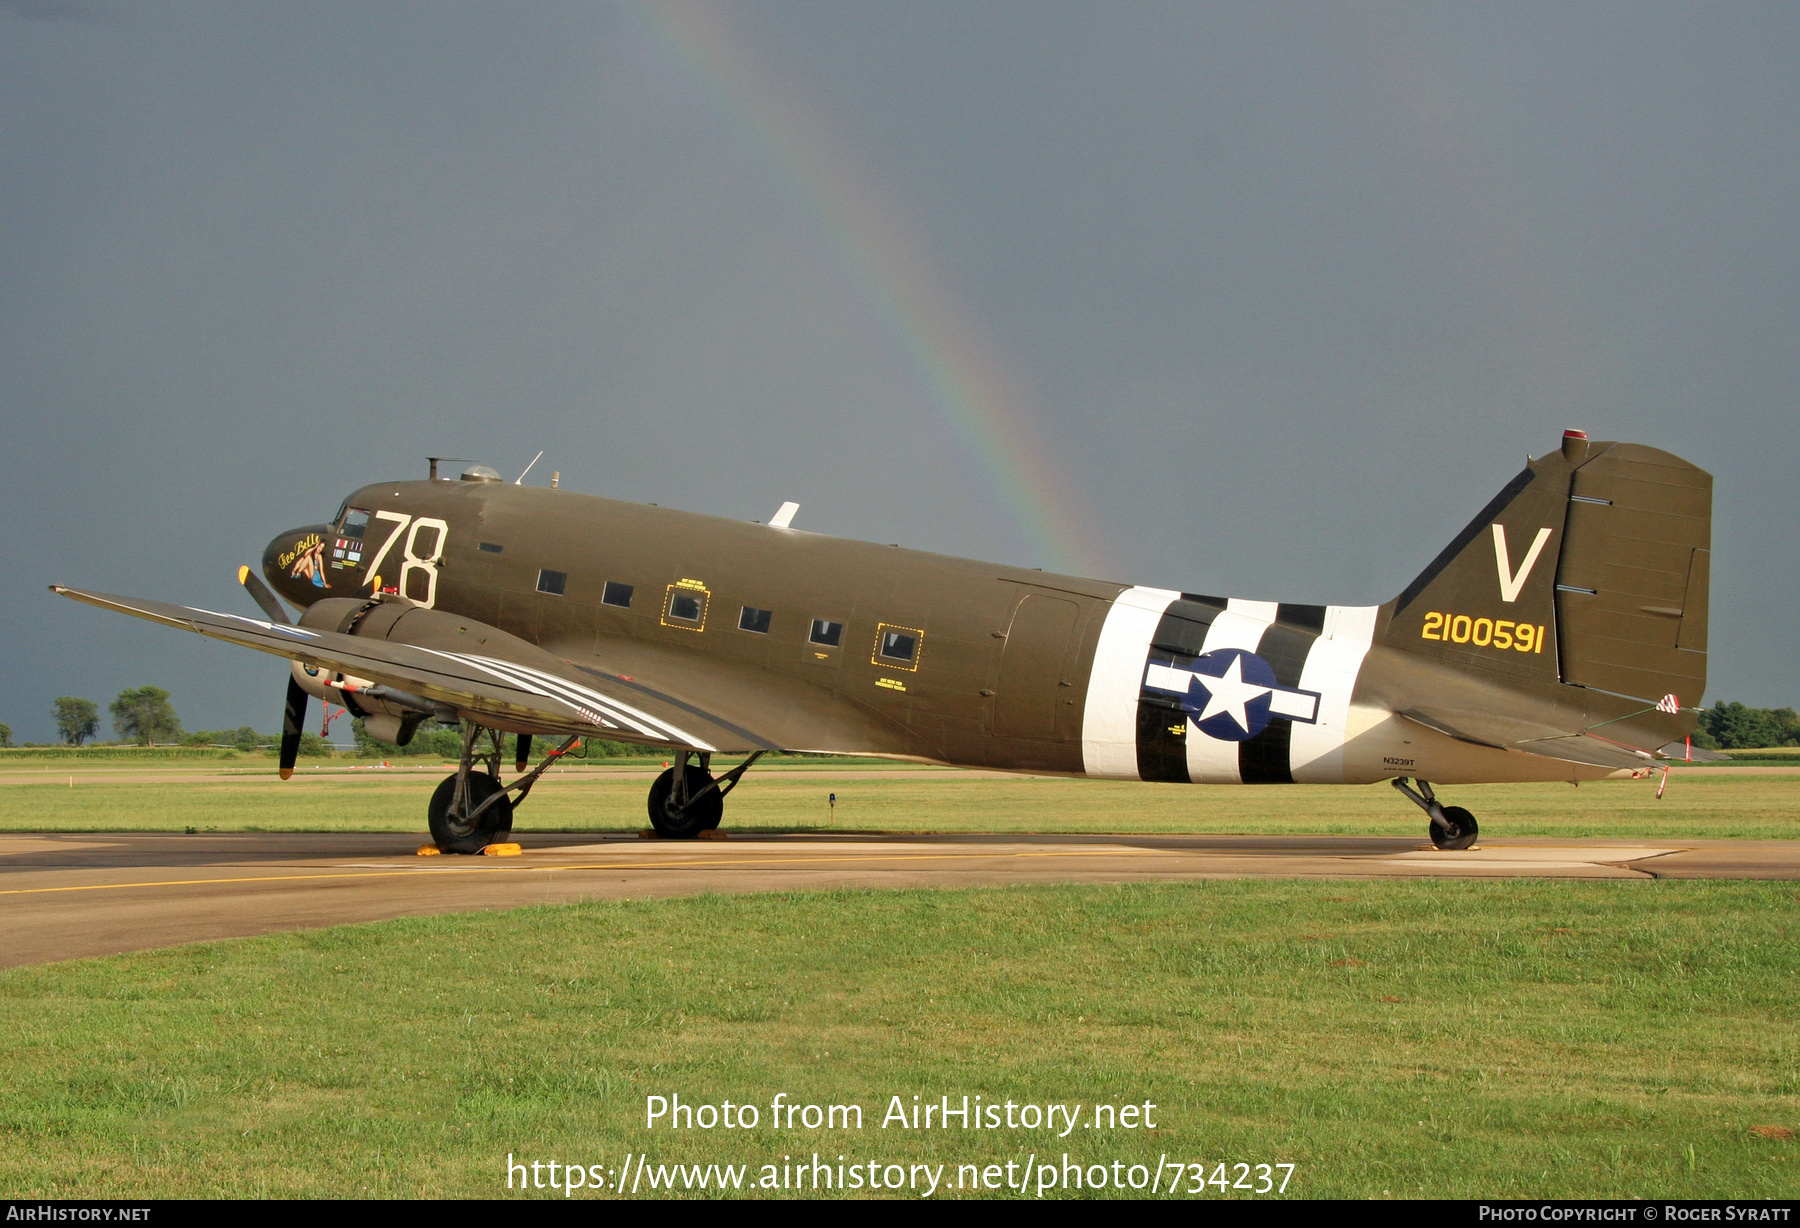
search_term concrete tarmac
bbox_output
[3,830,1796,969]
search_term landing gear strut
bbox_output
[647,749,765,839]
[1392,777,1479,851]
[428,722,580,854]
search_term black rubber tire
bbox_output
[647,765,723,839]
[1430,805,1479,851]
[428,771,514,854]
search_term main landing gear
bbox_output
[428,723,580,854]
[647,749,765,839]
[1391,777,1479,851]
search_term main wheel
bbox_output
[428,771,514,854]
[647,765,723,839]
[1429,805,1479,851]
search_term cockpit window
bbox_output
[339,507,371,540]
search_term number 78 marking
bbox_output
[362,511,412,587]
[359,510,449,607]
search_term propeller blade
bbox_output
[238,565,292,625]
[515,733,532,773]
[280,675,307,780]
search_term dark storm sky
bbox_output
[1,1,1794,741]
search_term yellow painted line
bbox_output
[0,846,1169,898]
[0,869,456,896]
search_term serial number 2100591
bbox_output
[1420,612,1545,652]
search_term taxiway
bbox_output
[3,830,1796,968]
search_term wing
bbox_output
[51,586,767,752]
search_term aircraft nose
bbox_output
[262,524,336,607]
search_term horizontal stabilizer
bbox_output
[1510,733,1658,772]
[1656,740,1730,764]
[1400,706,1687,771]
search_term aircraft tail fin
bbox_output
[1383,432,1711,710]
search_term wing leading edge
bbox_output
[50,586,770,752]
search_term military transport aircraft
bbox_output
[53,431,1710,853]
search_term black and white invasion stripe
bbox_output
[417,650,716,750]
[1080,587,1377,784]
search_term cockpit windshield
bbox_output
[338,507,371,540]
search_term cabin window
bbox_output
[874,623,923,670]
[536,569,567,596]
[339,508,370,540]
[809,619,844,647]
[661,582,710,631]
[602,581,633,608]
[879,631,915,661]
[478,542,503,554]
[739,606,772,634]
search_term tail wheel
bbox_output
[428,771,513,854]
[647,765,723,839]
[1430,805,1479,851]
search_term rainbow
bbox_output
[621,1,1109,577]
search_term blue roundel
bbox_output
[1185,648,1280,742]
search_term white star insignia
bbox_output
[1194,654,1274,733]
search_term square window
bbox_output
[809,619,844,647]
[873,622,924,671]
[339,508,370,540]
[661,583,710,631]
[478,542,503,554]
[738,606,772,634]
[602,581,633,608]
[536,569,567,596]
[880,631,916,662]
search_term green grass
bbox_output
[1,766,1796,839]
[1718,747,1800,766]
[0,880,1794,1198]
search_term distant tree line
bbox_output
[1691,702,1800,750]
[3,684,651,758]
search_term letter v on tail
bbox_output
[1492,524,1553,602]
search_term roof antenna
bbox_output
[515,450,545,485]
[427,456,470,481]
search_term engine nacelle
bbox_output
[288,594,471,746]
[286,593,556,744]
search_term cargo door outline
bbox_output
[993,593,1081,741]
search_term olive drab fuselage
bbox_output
[260,436,1706,789]
[264,476,1129,773]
